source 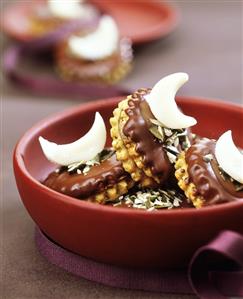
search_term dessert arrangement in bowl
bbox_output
[2,0,133,88]
[39,72,243,208]
[14,73,243,268]
[29,0,134,85]
[2,0,179,96]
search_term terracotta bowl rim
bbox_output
[14,96,243,216]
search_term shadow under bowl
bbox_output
[13,96,243,269]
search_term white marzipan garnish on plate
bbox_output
[215,130,243,184]
[48,0,96,20]
[39,112,106,166]
[68,15,119,61]
[146,73,197,129]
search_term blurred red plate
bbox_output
[1,0,179,44]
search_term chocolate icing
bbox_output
[123,89,173,185]
[186,138,243,205]
[43,152,128,199]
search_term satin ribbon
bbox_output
[3,17,131,98]
[189,230,243,298]
[35,227,243,298]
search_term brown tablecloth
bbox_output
[1,1,242,298]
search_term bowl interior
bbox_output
[18,97,243,190]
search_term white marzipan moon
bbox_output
[39,112,106,166]
[68,15,119,61]
[146,73,197,129]
[48,0,96,20]
[215,130,243,184]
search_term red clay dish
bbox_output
[13,97,243,269]
[2,0,179,44]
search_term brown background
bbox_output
[1,1,242,298]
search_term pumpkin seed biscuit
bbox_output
[175,138,243,208]
[110,97,156,187]
[43,149,134,204]
[110,89,179,188]
[94,177,135,203]
[175,151,205,208]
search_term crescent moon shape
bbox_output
[215,130,243,184]
[146,73,197,129]
[68,15,119,60]
[39,112,107,166]
[48,0,96,20]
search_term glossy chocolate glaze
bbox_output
[123,89,173,185]
[186,138,243,205]
[43,152,128,199]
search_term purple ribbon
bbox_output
[35,227,243,298]
[189,230,243,298]
[3,17,131,98]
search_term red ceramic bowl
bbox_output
[14,97,243,269]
